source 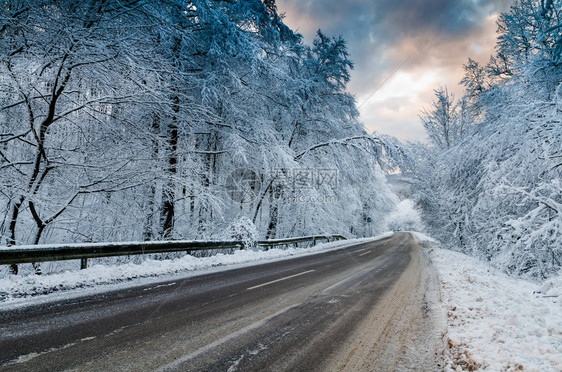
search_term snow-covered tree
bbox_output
[420,88,464,149]
[1,0,401,277]
[0,0,182,273]
[414,0,562,280]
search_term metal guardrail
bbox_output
[256,235,346,248]
[0,235,346,267]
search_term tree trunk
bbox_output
[161,97,179,239]
[7,196,24,275]
[161,122,178,239]
[266,204,278,240]
[144,116,160,241]
[30,222,45,274]
[144,184,157,241]
[265,186,281,240]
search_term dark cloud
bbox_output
[277,0,512,141]
[280,0,511,40]
[374,0,504,37]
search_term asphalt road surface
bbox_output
[0,232,445,371]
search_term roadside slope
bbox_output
[418,234,562,371]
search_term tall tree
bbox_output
[420,88,461,149]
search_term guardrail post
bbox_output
[80,258,88,270]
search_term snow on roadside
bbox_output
[0,233,393,303]
[414,233,562,371]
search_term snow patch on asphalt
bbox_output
[0,233,393,305]
[414,233,562,371]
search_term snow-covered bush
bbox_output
[222,217,259,249]
[538,273,562,297]
[384,199,424,232]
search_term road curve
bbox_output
[0,232,445,371]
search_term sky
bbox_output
[276,0,513,142]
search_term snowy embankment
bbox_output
[0,233,392,304]
[415,233,562,371]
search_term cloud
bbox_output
[373,0,506,37]
[277,0,512,141]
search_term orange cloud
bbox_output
[277,0,509,141]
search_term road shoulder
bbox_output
[425,236,562,371]
[326,233,447,371]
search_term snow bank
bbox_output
[539,275,562,298]
[419,233,562,371]
[0,234,393,303]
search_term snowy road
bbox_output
[0,232,443,371]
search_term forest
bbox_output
[0,0,405,264]
[416,0,562,280]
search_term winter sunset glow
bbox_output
[278,0,511,141]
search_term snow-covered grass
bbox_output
[414,233,562,371]
[0,233,393,306]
